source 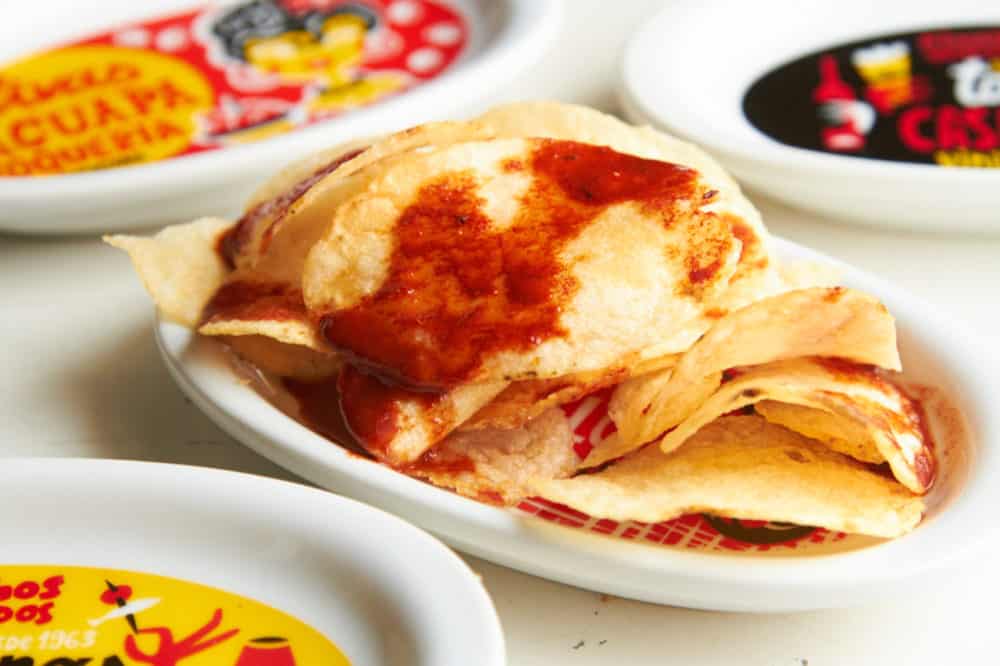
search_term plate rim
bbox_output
[155,236,1000,612]
[619,0,1000,185]
[0,0,562,203]
[0,457,506,666]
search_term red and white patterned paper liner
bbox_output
[517,388,851,553]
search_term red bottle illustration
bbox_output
[235,636,298,666]
[813,55,874,151]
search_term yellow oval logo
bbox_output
[0,46,215,176]
[0,565,351,665]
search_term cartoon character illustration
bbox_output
[90,580,160,632]
[812,55,875,152]
[211,0,406,118]
[93,579,239,666]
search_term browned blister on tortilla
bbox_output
[530,415,924,538]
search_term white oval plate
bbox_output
[619,0,999,232]
[0,459,504,665]
[0,0,559,234]
[157,237,1000,612]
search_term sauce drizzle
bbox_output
[319,139,706,389]
[201,280,307,325]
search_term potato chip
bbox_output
[461,353,679,431]
[405,407,576,504]
[657,358,934,493]
[478,101,742,197]
[609,287,901,456]
[105,217,232,328]
[197,278,324,349]
[530,415,924,538]
[220,335,341,381]
[244,137,377,216]
[755,401,882,464]
[778,260,842,290]
[302,137,741,387]
[335,364,508,465]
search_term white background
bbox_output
[2,1,999,663]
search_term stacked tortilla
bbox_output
[110,102,934,538]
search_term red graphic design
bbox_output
[235,637,298,666]
[511,388,848,553]
[813,55,874,151]
[100,584,133,606]
[124,608,239,666]
[3,0,467,174]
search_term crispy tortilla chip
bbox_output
[756,401,882,464]
[609,287,901,456]
[462,354,679,432]
[406,407,576,504]
[201,317,322,350]
[105,217,232,327]
[303,137,741,385]
[657,358,934,493]
[220,335,341,381]
[530,415,924,538]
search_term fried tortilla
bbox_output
[530,415,924,538]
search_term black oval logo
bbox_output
[742,27,1000,167]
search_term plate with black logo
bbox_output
[619,0,999,232]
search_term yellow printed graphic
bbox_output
[0,565,351,665]
[0,46,214,176]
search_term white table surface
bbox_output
[3,1,1000,663]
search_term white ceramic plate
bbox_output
[0,459,503,665]
[156,237,999,612]
[0,0,559,233]
[619,0,999,232]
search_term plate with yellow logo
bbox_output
[0,459,504,665]
[0,0,559,233]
